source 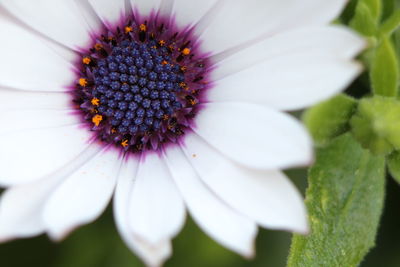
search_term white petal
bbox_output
[43,148,120,240]
[0,124,93,187]
[72,0,103,32]
[158,0,174,18]
[171,0,219,28]
[1,0,93,49]
[0,145,101,242]
[211,58,362,111]
[201,0,347,55]
[212,26,365,80]
[129,153,185,245]
[114,158,172,267]
[0,110,79,136]
[209,29,364,111]
[0,89,71,111]
[193,103,313,170]
[0,179,58,241]
[182,134,309,233]
[164,146,257,257]
[0,15,75,92]
[130,0,161,17]
[88,0,126,26]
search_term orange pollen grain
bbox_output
[163,114,169,121]
[159,40,166,46]
[125,26,133,33]
[121,140,129,147]
[79,78,88,87]
[91,98,100,106]
[92,114,103,127]
[139,24,147,31]
[182,48,191,55]
[162,60,168,65]
[94,43,103,50]
[82,57,91,65]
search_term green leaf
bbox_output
[370,37,399,96]
[387,151,400,183]
[382,0,396,20]
[350,96,400,155]
[395,14,400,64]
[380,9,400,36]
[287,134,385,267]
[302,94,357,146]
[350,1,379,36]
[363,0,383,22]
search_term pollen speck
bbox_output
[79,78,88,87]
[162,60,168,65]
[125,26,133,33]
[82,57,91,65]
[121,140,129,147]
[139,24,147,31]
[92,114,103,126]
[192,154,197,158]
[91,97,100,106]
[182,48,191,55]
[159,40,166,46]
[189,99,196,106]
[94,43,103,50]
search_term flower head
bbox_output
[0,0,364,266]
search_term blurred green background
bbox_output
[0,170,399,267]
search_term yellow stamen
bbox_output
[111,128,117,134]
[162,60,168,65]
[121,139,129,147]
[139,24,147,31]
[82,57,91,65]
[180,66,187,72]
[125,26,133,33]
[159,40,166,46]
[188,98,197,106]
[79,78,88,87]
[94,43,103,50]
[182,48,191,55]
[91,97,100,106]
[92,114,103,127]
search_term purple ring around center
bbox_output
[66,9,216,160]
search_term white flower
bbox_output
[0,0,364,266]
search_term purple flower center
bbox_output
[72,15,212,154]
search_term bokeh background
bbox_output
[1,0,400,266]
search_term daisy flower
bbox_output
[0,0,364,266]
